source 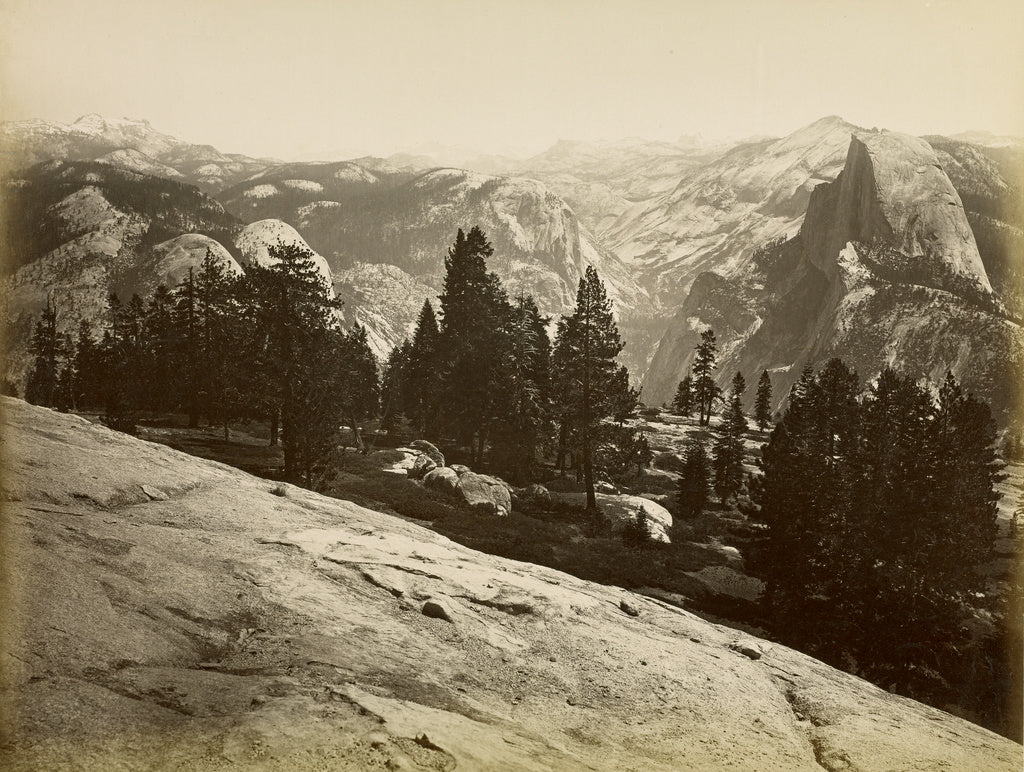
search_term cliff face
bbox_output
[3,398,1021,770]
[643,132,1022,422]
[803,131,993,300]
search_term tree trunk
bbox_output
[348,418,364,453]
[583,435,596,512]
[270,411,279,446]
[556,419,569,475]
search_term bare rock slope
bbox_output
[1,398,1020,770]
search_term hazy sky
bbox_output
[2,0,1022,160]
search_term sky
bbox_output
[1,0,1022,160]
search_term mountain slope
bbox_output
[2,397,1020,770]
[605,116,860,306]
[643,130,1023,420]
[219,163,651,371]
[0,115,275,193]
[0,161,242,385]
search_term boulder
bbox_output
[368,448,418,474]
[408,440,445,466]
[548,492,673,543]
[450,464,471,476]
[421,599,454,623]
[455,472,512,517]
[423,466,459,495]
[516,483,551,507]
[407,454,437,480]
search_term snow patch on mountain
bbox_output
[333,165,378,184]
[96,148,183,179]
[281,179,324,193]
[296,200,342,219]
[243,184,279,199]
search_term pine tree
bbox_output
[25,297,65,407]
[172,270,202,428]
[437,226,513,465]
[244,242,345,483]
[337,323,380,452]
[381,339,413,431]
[71,319,103,410]
[677,438,710,519]
[673,374,694,417]
[405,300,441,436]
[490,294,553,483]
[552,266,629,512]
[143,284,179,413]
[754,369,773,431]
[754,359,860,642]
[712,372,748,504]
[692,329,719,426]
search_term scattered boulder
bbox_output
[369,448,418,474]
[515,483,551,508]
[595,480,619,494]
[547,492,673,543]
[730,640,767,660]
[450,464,471,476]
[455,472,512,517]
[408,440,445,467]
[422,599,454,623]
[140,484,168,501]
[407,454,437,480]
[619,600,640,617]
[423,466,459,495]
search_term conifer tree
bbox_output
[712,372,748,504]
[405,300,441,436]
[381,339,413,431]
[71,319,103,410]
[552,265,629,512]
[172,270,202,428]
[692,329,719,426]
[490,294,553,483]
[143,284,179,413]
[337,323,380,452]
[244,242,345,482]
[193,251,246,438]
[677,438,710,519]
[754,369,773,431]
[25,297,64,407]
[673,374,695,417]
[437,226,513,464]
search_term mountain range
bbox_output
[1,114,1021,422]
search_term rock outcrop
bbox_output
[1,399,1020,769]
[643,132,1023,421]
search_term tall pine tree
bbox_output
[754,369,773,431]
[405,300,441,436]
[692,329,719,426]
[437,226,513,465]
[552,266,629,512]
[712,371,747,504]
[673,374,694,417]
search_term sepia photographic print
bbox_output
[0,1,1022,769]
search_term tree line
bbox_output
[25,226,646,507]
[667,330,1010,730]
[25,242,379,488]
